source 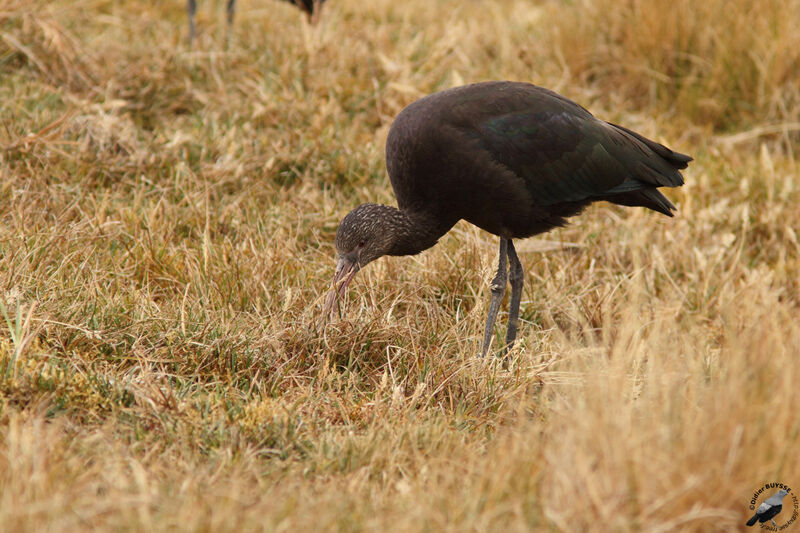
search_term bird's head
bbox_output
[321,204,397,321]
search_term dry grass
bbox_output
[1,0,799,530]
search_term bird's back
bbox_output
[385,81,691,239]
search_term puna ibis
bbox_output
[187,0,326,44]
[323,81,692,357]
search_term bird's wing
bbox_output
[473,110,685,207]
[756,501,773,514]
[764,493,786,506]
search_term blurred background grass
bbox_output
[1,0,798,530]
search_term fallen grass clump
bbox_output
[1,0,799,530]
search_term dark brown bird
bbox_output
[187,0,326,44]
[324,81,691,357]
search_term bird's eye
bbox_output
[358,240,365,248]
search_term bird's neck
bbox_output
[381,206,456,257]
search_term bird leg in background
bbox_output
[187,0,197,44]
[503,240,524,357]
[225,0,236,46]
[310,0,323,23]
[481,238,508,357]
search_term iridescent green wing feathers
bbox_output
[475,107,690,213]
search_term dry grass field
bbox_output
[1,0,799,530]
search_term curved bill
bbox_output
[319,255,359,326]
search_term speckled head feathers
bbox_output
[334,204,400,268]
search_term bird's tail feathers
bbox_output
[610,122,693,169]
[746,515,758,527]
[637,161,685,188]
[606,187,676,217]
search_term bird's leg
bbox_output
[187,0,197,45]
[502,240,524,358]
[771,519,778,528]
[225,0,236,47]
[310,0,322,24]
[481,238,508,357]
